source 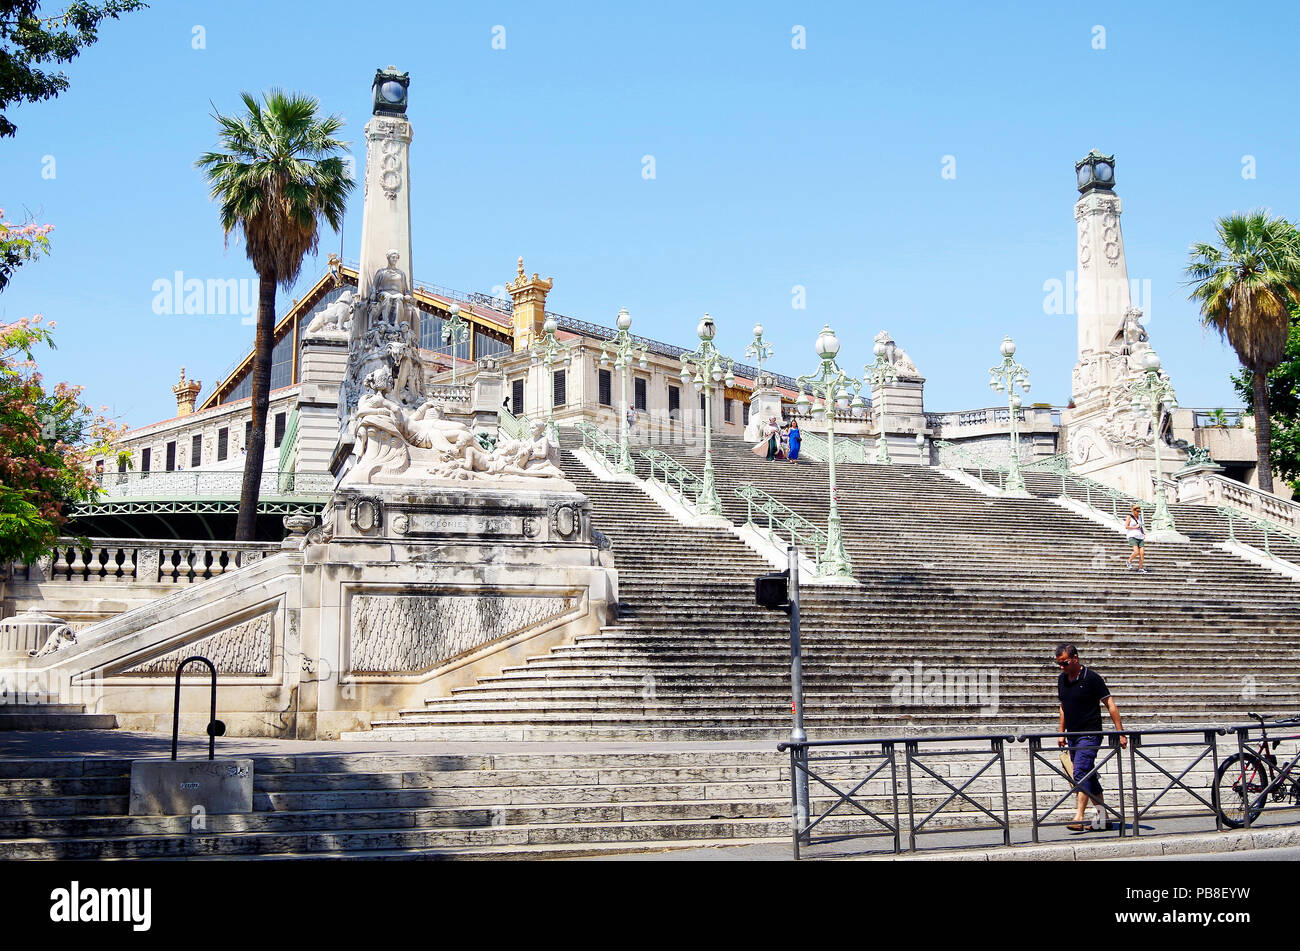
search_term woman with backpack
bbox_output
[1125,505,1148,573]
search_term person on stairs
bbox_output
[787,419,801,462]
[1054,643,1126,833]
[1125,505,1148,573]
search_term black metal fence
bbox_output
[779,721,1300,859]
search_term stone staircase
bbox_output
[0,704,117,732]
[359,430,1300,741]
[0,743,1222,860]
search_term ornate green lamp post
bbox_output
[530,315,572,437]
[988,335,1031,493]
[1128,349,1179,533]
[599,307,648,473]
[442,303,472,385]
[680,314,733,516]
[863,341,899,464]
[746,323,773,378]
[795,325,859,577]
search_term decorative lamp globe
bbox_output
[712,366,724,383]
[1022,381,1031,393]
[639,353,648,369]
[693,372,704,392]
[543,316,558,335]
[873,341,887,358]
[796,391,811,414]
[616,308,632,332]
[811,398,826,419]
[1142,351,1162,371]
[680,365,692,384]
[851,394,867,417]
[449,303,461,318]
[835,387,850,410]
[697,314,716,342]
[1000,336,1016,358]
[725,369,735,388]
[753,323,764,338]
[1010,394,1022,410]
[600,351,610,366]
[814,325,840,359]
[915,432,926,449]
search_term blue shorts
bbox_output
[1069,735,1103,797]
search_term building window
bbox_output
[165,441,176,472]
[244,420,252,451]
[191,434,202,468]
[217,428,228,461]
[141,447,151,475]
[553,369,567,408]
[274,412,287,448]
[118,456,127,474]
[724,399,734,424]
[668,384,680,418]
[511,379,524,416]
[598,369,612,407]
[743,401,750,426]
[634,377,647,411]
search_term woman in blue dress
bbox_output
[786,420,801,461]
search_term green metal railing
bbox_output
[498,406,535,441]
[640,447,706,511]
[934,439,1010,491]
[575,421,627,472]
[277,410,300,494]
[799,430,870,464]
[734,483,829,574]
[1217,506,1300,559]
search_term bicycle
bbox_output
[1212,712,1300,828]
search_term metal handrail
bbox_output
[799,430,870,465]
[575,421,626,472]
[640,447,704,511]
[1216,505,1300,559]
[779,725,1243,858]
[733,483,827,569]
[934,439,1008,491]
[499,406,536,441]
[92,469,334,499]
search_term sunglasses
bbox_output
[1055,659,1074,667]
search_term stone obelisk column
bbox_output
[357,66,413,300]
[1063,150,1185,500]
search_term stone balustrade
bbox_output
[424,382,472,403]
[1174,470,1300,529]
[13,538,284,586]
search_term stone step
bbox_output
[0,713,119,731]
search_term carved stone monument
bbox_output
[1062,151,1185,498]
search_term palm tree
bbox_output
[1185,212,1300,494]
[196,90,353,539]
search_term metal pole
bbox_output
[788,545,810,843]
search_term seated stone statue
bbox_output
[488,420,565,479]
[370,249,415,330]
[874,330,921,377]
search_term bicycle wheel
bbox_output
[1213,753,1271,828]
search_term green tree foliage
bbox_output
[0,0,146,137]
[1185,211,1300,494]
[195,89,352,539]
[1233,306,1300,491]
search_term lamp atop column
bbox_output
[1075,149,1116,195]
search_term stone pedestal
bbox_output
[745,374,784,441]
[471,356,506,433]
[0,608,69,666]
[298,484,617,738]
[297,334,350,475]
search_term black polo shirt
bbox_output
[1057,667,1111,733]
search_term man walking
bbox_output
[1054,643,1126,832]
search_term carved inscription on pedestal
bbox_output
[405,513,524,537]
[349,594,574,673]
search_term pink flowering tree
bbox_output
[0,215,126,563]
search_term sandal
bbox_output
[1067,821,1090,833]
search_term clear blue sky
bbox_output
[2,0,1296,428]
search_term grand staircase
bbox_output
[361,430,1300,740]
